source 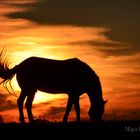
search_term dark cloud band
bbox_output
[6,0,140,47]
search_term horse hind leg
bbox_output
[17,90,27,123]
[25,91,36,123]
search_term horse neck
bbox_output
[88,90,103,106]
[87,82,104,106]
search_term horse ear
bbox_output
[104,100,108,104]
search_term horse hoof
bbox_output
[19,119,25,124]
[19,116,25,123]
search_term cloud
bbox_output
[0,94,7,106]
[2,0,35,5]
[0,93,17,111]
[47,106,66,116]
[5,0,140,46]
[1,0,140,56]
[39,106,66,121]
[70,39,135,56]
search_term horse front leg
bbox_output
[25,92,35,123]
[63,96,73,123]
[17,90,27,123]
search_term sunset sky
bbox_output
[0,0,140,123]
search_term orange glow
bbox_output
[1,24,140,122]
[0,1,140,122]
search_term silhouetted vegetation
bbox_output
[0,120,140,138]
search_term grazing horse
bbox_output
[0,51,107,123]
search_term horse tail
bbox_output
[0,49,18,96]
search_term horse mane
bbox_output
[80,60,103,99]
[80,60,100,81]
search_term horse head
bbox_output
[88,100,108,121]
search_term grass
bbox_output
[0,119,140,137]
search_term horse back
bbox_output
[16,57,97,93]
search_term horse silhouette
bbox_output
[0,50,107,123]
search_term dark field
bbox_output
[0,120,140,138]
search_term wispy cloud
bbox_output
[47,106,65,116]
[2,0,36,4]
[5,0,140,46]
[0,93,17,111]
